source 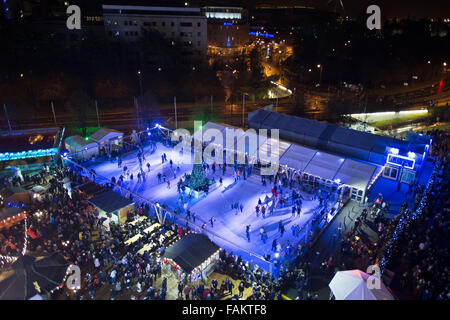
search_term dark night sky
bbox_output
[189,0,450,18]
[324,0,450,19]
[72,0,450,19]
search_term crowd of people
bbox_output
[1,127,448,300]
[317,130,449,300]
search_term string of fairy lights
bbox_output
[379,159,441,274]
[0,214,28,268]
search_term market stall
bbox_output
[0,207,26,230]
[88,190,134,225]
[163,233,220,283]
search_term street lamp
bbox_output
[317,64,323,86]
[137,70,143,98]
[137,70,144,129]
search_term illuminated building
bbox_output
[102,4,207,53]
[0,127,64,174]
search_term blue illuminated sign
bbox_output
[223,22,232,26]
[249,32,274,38]
[386,153,415,170]
[0,148,59,162]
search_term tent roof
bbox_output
[257,138,291,161]
[90,128,123,143]
[75,182,106,197]
[205,122,377,190]
[88,190,133,214]
[164,233,219,274]
[0,207,23,221]
[333,159,377,190]
[279,144,317,171]
[248,109,430,160]
[65,135,97,149]
[0,186,28,199]
[0,127,60,153]
[329,270,394,300]
[0,253,69,300]
[304,151,345,181]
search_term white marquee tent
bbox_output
[65,135,99,161]
[202,122,378,202]
[329,270,394,300]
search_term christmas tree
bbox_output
[189,164,208,190]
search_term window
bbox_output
[171,22,174,26]
[143,22,149,26]
[135,31,138,36]
[125,31,128,36]
[197,22,201,27]
[197,32,201,36]
[197,41,201,46]
[180,22,192,27]
[162,22,165,26]
[124,21,128,26]
[152,22,156,26]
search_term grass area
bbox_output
[372,113,431,130]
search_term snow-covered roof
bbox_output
[65,135,97,151]
[89,128,123,143]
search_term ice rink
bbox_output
[85,142,324,269]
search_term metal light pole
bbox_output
[318,64,323,86]
[3,104,12,132]
[95,100,100,128]
[242,93,245,128]
[51,101,57,125]
[137,70,143,129]
[134,96,140,129]
[275,91,278,112]
[210,95,213,114]
[174,96,178,129]
[137,70,143,98]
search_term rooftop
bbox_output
[0,128,62,154]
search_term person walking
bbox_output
[238,281,245,298]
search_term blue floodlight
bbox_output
[390,147,399,155]
[407,151,416,159]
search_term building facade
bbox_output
[102,5,207,53]
[202,6,249,49]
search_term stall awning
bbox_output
[164,233,220,274]
[88,191,133,214]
